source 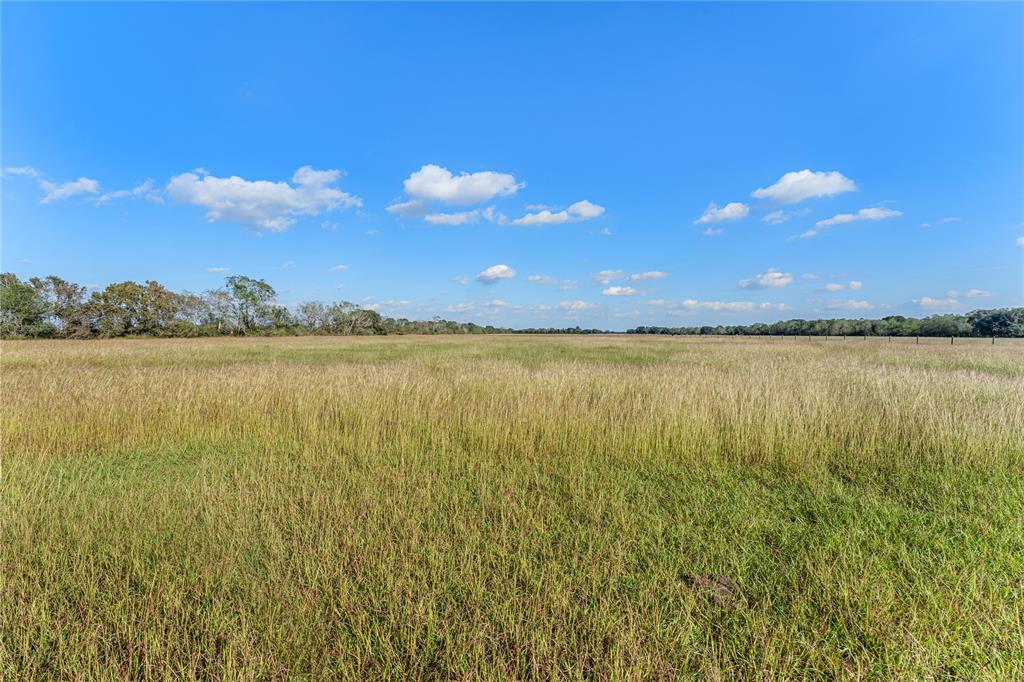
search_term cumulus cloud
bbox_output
[602,286,640,297]
[39,177,101,204]
[444,303,475,313]
[751,169,857,204]
[527,275,558,285]
[476,264,516,284]
[796,206,903,239]
[693,201,749,225]
[328,264,349,272]
[512,199,605,226]
[738,267,793,289]
[167,166,361,231]
[827,299,874,310]
[401,164,523,205]
[680,299,755,312]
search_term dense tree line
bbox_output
[3,272,1022,339]
[0,273,516,338]
[629,309,1024,338]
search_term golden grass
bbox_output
[2,335,1023,679]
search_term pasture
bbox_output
[2,335,1022,679]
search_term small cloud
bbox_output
[2,166,41,178]
[40,177,101,204]
[207,267,230,274]
[602,286,640,297]
[947,289,990,298]
[823,280,863,292]
[914,296,960,309]
[476,264,516,284]
[802,273,820,280]
[703,227,725,236]
[321,221,338,230]
[512,199,605,226]
[628,271,667,281]
[558,280,578,291]
[558,300,597,311]
[401,164,524,205]
[600,227,613,236]
[693,201,749,225]
[738,267,793,290]
[276,260,296,270]
[796,206,902,239]
[94,179,162,205]
[827,299,874,310]
[366,229,379,235]
[424,206,503,225]
[762,210,790,225]
[593,269,624,285]
[452,275,470,285]
[328,264,349,272]
[527,275,558,285]
[942,216,961,223]
[1016,236,1024,247]
[444,303,475,313]
[751,169,856,204]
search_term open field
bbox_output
[2,335,1023,679]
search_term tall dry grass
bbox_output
[2,335,1022,679]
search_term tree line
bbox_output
[0,273,518,338]
[628,308,1024,338]
[2,272,1022,338]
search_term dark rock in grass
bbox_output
[682,574,741,605]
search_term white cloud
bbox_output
[476,264,516,284]
[512,199,605,226]
[823,280,863,292]
[40,177,101,204]
[2,166,41,178]
[593,269,624,284]
[402,164,524,205]
[914,296,960,309]
[751,169,856,204]
[365,299,410,311]
[558,300,597,311]
[947,289,990,298]
[827,299,874,310]
[452,276,470,285]
[1016,237,1024,247]
[680,299,755,312]
[703,227,725,236]
[559,280,578,291]
[762,210,790,224]
[797,206,903,238]
[600,227,613,236]
[95,179,162,205]
[527,275,558,285]
[602,286,640,296]
[738,267,793,289]
[328,264,349,272]
[385,199,430,218]
[693,201,749,225]
[277,260,296,270]
[423,206,503,225]
[444,303,475,313]
[167,166,361,231]
[207,267,230,274]
[802,273,820,280]
[628,271,667,281]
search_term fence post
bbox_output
[950,336,954,345]
[992,336,996,345]
[916,336,919,345]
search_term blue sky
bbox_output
[3,2,1022,329]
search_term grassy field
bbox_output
[2,335,1022,680]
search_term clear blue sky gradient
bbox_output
[3,2,1022,329]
